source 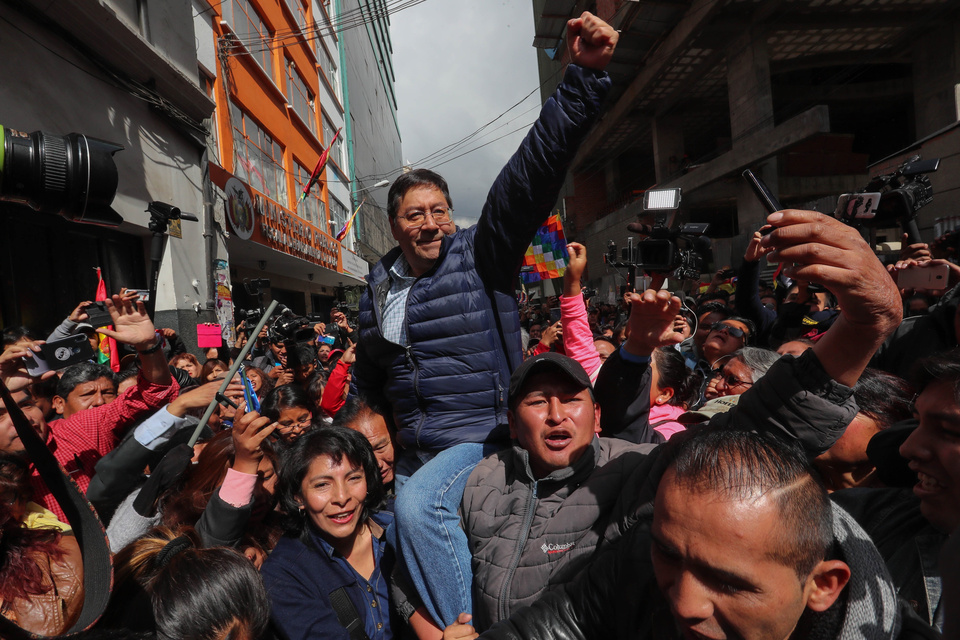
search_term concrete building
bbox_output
[0,0,220,349]
[338,0,402,268]
[532,0,960,298]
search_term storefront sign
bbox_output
[255,195,339,272]
[341,248,369,279]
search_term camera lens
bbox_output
[0,125,124,226]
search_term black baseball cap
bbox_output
[508,352,594,409]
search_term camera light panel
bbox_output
[643,188,682,211]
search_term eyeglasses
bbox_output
[710,369,753,389]
[709,323,749,339]
[395,207,454,228]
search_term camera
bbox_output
[834,155,940,243]
[605,188,712,281]
[0,125,123,226]
[269,308,315,344]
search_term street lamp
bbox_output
[352,179,390,197]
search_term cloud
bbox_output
[391,0,541,226]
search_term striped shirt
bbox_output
[382,254,417,346]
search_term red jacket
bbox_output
[32,373,179,521]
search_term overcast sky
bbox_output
[390,0,542,228]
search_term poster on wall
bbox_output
[214,259,236,346]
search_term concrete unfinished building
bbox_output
[532,0,960,296]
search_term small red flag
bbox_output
[95,268,120,373]
[300,128,342,204]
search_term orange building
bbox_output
[198,0,366,320]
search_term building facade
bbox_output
[532,0,960,298]
[0,0,401,350]
[0,0,220,348]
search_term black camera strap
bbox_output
[0,379,113,638]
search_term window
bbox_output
[294,162,326,226]
[318,40,340,100]
[286,61,316,136]
[322,116,344,169]
[231,100,287,205]
[230,0,273,78]
[329,196,348,239]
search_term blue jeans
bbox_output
[394,442,500,627]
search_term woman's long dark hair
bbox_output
[652,347,703,408]
[260,384,313,422]
[277,426,384,538]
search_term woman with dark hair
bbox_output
[0,455,83,635]
[261,383,314,442]
[200,358,227,382]
[261,426,396,640]
[103,525,270,640]
[108,416,279,555]
[814,368,914,492]
[647,347,703,440]
[244,366,274,399]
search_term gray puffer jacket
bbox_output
[461,437,656,631]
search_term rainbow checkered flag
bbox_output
[522,213,567,284]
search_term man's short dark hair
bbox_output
[333,394,390,430]
[697,302,729,319]
[910,348,960,402]
[725,315,757,345]
[56,362,117,399]
[2,326,40,348]
[853,368,914,429]
[387,169,452,220]
[663,428,833,580]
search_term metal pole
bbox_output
[187,299,279,447]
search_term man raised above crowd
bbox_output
[352,12,618,628]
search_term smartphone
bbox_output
[898,263,950,290]
[742,170,782,235]
[23,334,95,375]
[84,301,113,328]
[127,288,151,301]
[549,308,562,324]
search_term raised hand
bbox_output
[231,402,277,475]
[760,209,902,386]
[96,294,157,349]
[564,242,588,297]
[566,12,619,71]
[623,289,685,357]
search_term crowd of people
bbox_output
[1,10,959,640]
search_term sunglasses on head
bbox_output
[709,323,748,339]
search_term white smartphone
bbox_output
[897,263,950,290]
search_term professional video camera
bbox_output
[269,308,315,344]
[0,125,123,226]
[605,188,712,281]
[833,155,940,244]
